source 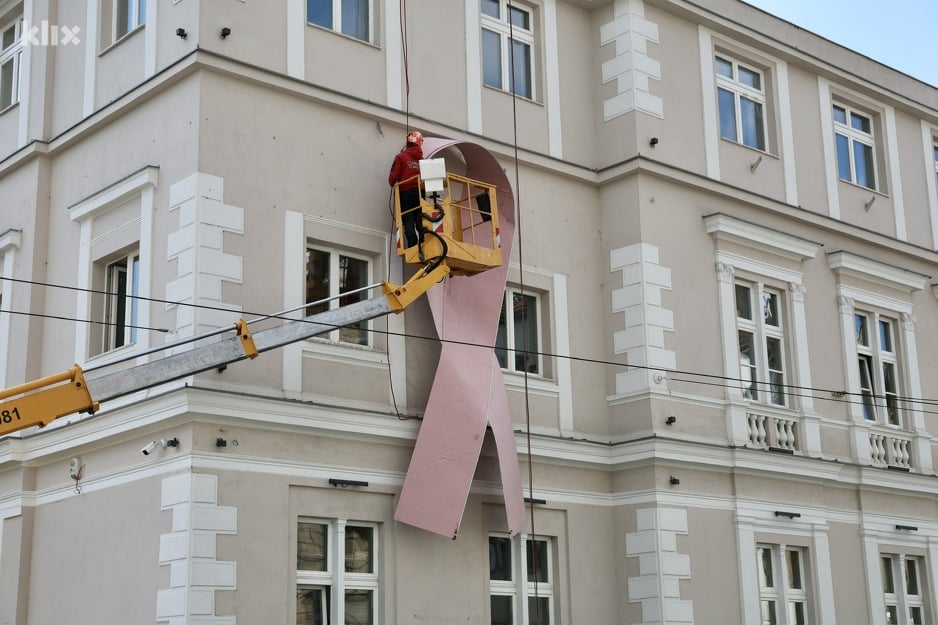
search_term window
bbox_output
[716,55,766,151]
[307,0,371,42]
[102,252,140,352]
[735,281,787,406]
[757,544,809,625]
[481,0,534,99]
[495,287,541,375]
[833,103,877,190]
[305,246,372,346]
[115,0,145,39]
[855,311,901,425]
[489,534,553,625]
[882,554,926,624]
[297,519,379,625]
[0,15,23,110]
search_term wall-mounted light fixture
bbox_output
[216,438,227,448]
[666,416,677,425]
[774,510,801,519]
[328,478,368,488]
[649,137,659,147]
[176,28,187,40]
[895,524,919,531]
[220,27,232,39]
[669,476,680,485]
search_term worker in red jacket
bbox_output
[389,130,424,247]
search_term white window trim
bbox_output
[715,54,767,152]
[103,252,140,352]
[833,102,878,190]
[757,543,809,625]
[296,518,379,625]
[0,229,22,388]
[481,0,536,100]
[918,122,938,250]
[305,243,375,348]
[282,212,396,401]
[489,532,553,625]
[0,14,23,112]
[735,281,787,407]
[881,553,926,625]
[735,515,836,625]
[70,166,157,367]
[862,530,937,625]
[306,0,374,43]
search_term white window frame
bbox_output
[0,14,23,111]
[735,280,788,407]
[495,286,543,376]
[102,251,140,353]
[481,0,535,100]
[296,518,379,625]
[833,102,878,190]
[855,310,902,426]
[489,533,553,625]
[715,55,767,151]
[305,244,374,348]
[881,554,926,625]
[114,0,145,40]
[757,543,810,625]
[306,0,373,43]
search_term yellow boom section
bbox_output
[0,366,98,436]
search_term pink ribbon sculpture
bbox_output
[394,138,526,538]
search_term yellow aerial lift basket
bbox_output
[393,158,502,276]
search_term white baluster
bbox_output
[756,415,767,446]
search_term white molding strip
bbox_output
[884,106,906,240]
[817,78,840,220]
[465,0,482,133]
[920,122,938,250]
[286,0,305,79]
[543,0,562,158]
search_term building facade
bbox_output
[2,0,938,623]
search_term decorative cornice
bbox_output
[704,213,820,262]
[827,251,928,293]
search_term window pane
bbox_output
[297,586,329,625]
[851,111,871,133]
[906,558,920,595]
[735,284,752,320]
[526,539,548,583]
[885,605,899,624]
[495,297,508,369]
[341,0,369,41]
[1,25,15,51]
[854,141,875,189]
[855,314,869,346]
[859,356,875,421]
[835,133,851,182]
[338,255,369,345]
[767,338,784,406]
[306,249,331,316]
[1,57,13,108]
[482,28,502,89]
[758,547,774,588]
[883,363,899,425]
[308,0,333,28]
[762,291,778,326]
[786,549,802,590]
[878,319,893,352]
[489,536,512,581]
[715,56,733,78]
[881,556,895,594]
[137,0,146,26]
[513,292,538,374]
[718,88,737,142]
[911,606,923,625]
[508,6,530,30]
[833,105,847,125]
[528,596,550,625]
[482,0,500,18]
[789,602,805,625]
[510,39,532,99]
[491,596,513,625]
[738,65,761,90]
[345,526,373,574]
[739,331,757,400]
[298,522,328,571]
[740,97,766,150]
[116,0,131,37]
[760,600,777,625]
[345,589,373,625]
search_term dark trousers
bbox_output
[400,188,421,247]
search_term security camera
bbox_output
[141,441,159,455]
